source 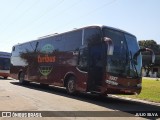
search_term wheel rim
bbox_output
[68,80,75,93]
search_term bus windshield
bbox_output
[103,28,142,78]
[125,34,142,77]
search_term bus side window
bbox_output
[78,47,88,72]
[84,27,101,45]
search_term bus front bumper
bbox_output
[100,85,142,95]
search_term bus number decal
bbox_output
[105,80,118,86]
[105,76,118,86]
[109,76,118,81]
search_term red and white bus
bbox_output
[0,52,10,79]
[10,25,155,95]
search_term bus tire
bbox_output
[19,72,28,84]
[98,93,108,99]
[66,77,76,95]
[40,83,49,88]
[4,77,7,79]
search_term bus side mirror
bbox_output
[146,48,155,64]
[104,37,114,55]
[133,48,155,65]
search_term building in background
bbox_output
[142,55,160,78]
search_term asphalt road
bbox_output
[0,78,159,120]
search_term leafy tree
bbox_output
[138,40,160,55]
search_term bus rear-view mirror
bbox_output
[133,48,155,65]
[104,37,114,55]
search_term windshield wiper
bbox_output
[130,51,138,78]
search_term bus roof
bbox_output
[38,25,136,39]
[13,25,136,46]
[0,52,11,58]
[101,25,136,37]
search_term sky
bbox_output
[0,0,160,52]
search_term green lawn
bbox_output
[121,78,160,103]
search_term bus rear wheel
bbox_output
[66,77,76,95]
[40,83,49,88]
[4,77,8,79]
[19,72,28,84]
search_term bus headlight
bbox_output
[137,83,142,87]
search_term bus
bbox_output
[0,52,11,79]
[10,25,155,95]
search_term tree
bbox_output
[138,40,160,55]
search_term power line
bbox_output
[32,0,65,21]
[38,0,81,27]
[18,0,117,39]
[0,0,40,34]
[5,0,117,42]
[3,0,65,41]
[47,0,118,32]
[11,0,41,24]
[7,0,79,40]
[0,0,25,28]
[16,0,65,32]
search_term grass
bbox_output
[121,78,160,103]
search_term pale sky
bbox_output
[0,0,160,52]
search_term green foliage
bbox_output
[138,40,160,55]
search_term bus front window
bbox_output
[125,34,142,77]
[103,28,142,78]
[103,28,129,77]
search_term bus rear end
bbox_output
[0,52,11,79]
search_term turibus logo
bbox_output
[38,44,56,76]
[38,55,55,63]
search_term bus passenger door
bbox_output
[88,43,105,91]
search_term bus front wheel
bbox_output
[66,77,76,95]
